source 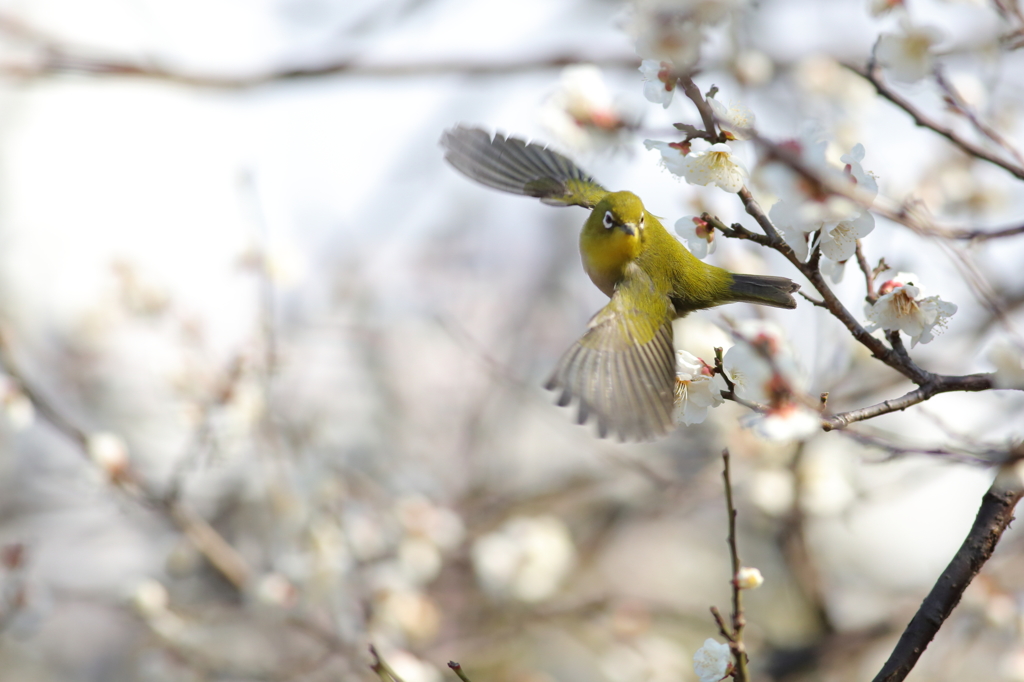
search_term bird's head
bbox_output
[593,191,646,242]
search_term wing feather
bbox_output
[545,267,676,441]
[441,126,608,208]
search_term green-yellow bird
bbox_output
[441,126,799,441]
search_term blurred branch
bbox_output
[0,13,639,88]
[855,241,878,302]
[934,66,1024,170]
[370,645,408,682]
[0,327,251,590]
[871,465,1024,682]
[846,62,1024,182]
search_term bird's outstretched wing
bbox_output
[440,126,608,208]
[545,265,676,441]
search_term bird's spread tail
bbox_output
[728,274,800,309]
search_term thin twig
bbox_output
[721,449,749,682]
[448,661,473,682]
[855,240,877,302]
[871,466,1024,682]
[370,645,408,682]
[823,373,994,430]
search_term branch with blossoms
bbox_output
[692,450,766,682]
[637,20,1024,676]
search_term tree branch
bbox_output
[823,373,995,431]
[871,466,1024,682]
[846,62,1024,182]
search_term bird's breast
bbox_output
[580,231,638,298]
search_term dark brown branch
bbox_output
[680,76,720,141]
[871,469,1024,682]
[847,63,1024,182]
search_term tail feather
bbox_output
[728,274,800,309]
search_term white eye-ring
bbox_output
[639,214,645,229]
[602,211,614,229]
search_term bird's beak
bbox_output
[620,223,636,237]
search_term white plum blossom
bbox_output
[735,566,764,589]
[675,216,717,258]
[640,59,677,108]
[693,638,733,682]
[876,17,946,83]
[819,255,848,284]
[989,340,1024,390]
[674,350,726,425]
[646,140,747,192]
[767,141,877,261]
[708,97,755,140]
[864,273,957,347]
[820,210,875,262]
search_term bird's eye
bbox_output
[602,211,614,229]
[639,214,645,229]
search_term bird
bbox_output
[440,125,799,441]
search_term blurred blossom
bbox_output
[674,350,725,425]
[721,321,804,404]
[0,379,34,431]
[541,65,632,151]
[602,635,690,682]
[645,140,747,192]
[394,495,465,551]
[640,59,678,108]
[471,515,575,602]
[382,649,442,682]
[344,509,392,562]
[255,573,297,608]
[741,404,820,442]
[693,638,732,682]
[631,0,747,70]
[735,566,764,589]
[708,98,754,141]
[732,49,774,86]
[876,17,945,83]
[676,216,717,258]
[397,537,442,586]
[132,579,170,619]
[864,272,957,347]
[724,322,818,442]
[795,55,874,109]
[378,589,441,643]
[86,431,130,480]
[868,0,905,17]
[989,339,1024,389]
[750,468,796,516]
